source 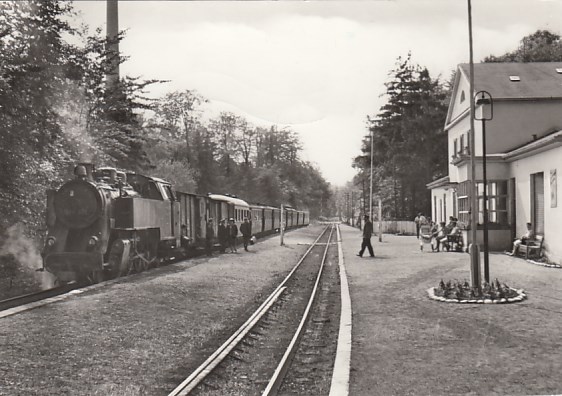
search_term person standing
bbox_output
[228,218,238,253]
[240,217,252,252]
[217,219,228,253]
[414,212,426,239]
[357,215,374,258]
[205,218,214,256]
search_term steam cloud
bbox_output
[0,223,56,291]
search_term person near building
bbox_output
[414,213,426,239]
[508,222,535,256]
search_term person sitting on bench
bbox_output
[432,222,446,252]
[439,220,459,251]
[508,222,534,256]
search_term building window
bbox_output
[457,181,470,225]
[453,139,458,158]
[460,91,466,103]
[478,181,509,225]
[459,135,464,155]
[457,180,509,227]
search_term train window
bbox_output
[164,185,176,201]
[147,181,163,200]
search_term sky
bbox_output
[72,0,562,186]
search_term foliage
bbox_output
[483,30,562,63]
[354,54,449,220]
[147,101,332,217]
[435,279,518,300]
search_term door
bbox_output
[531,172,545,235]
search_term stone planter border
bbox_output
[427,287,526,304]
[526,259,562,269]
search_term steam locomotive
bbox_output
[41,163,309,283]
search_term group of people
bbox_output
[424,216,461,252]
[358,211,537,258]
[205,217,253,256]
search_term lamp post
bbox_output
[475,90,493,283]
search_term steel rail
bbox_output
[0,283,77,313]
[168,224,332,396]
[262,224,335,396]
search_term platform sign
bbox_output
[551,169,557,208]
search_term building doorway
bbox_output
[531,172,545,235]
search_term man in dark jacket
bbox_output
[205,218,215,256]
[357,215,374,258]
[217,219,228,253]
[228,218,238,253]
[240,217,252,251]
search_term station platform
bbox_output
[338,224,562,396]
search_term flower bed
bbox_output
[427,279,526,304]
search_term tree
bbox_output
[355,54,448,219]
[150,90,207,164]
[483,30,562,63]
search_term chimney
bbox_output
[106,0,120,90]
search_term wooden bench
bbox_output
[518,235,544,259]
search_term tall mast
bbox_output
[106,0,120,90]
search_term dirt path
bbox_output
[341,224,562,396]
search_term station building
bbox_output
[428,62,562,263]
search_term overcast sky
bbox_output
[72,0,562,186]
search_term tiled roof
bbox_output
[459,62,562,100]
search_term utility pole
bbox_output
[467,0,481,291]
[280,204,284,246]
[369,128,374,221]
[378,198,383,242]
[351,191,355,227]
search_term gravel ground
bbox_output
[0,226,319,396]
[342,224,562,396]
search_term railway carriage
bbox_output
[208,194,251,232]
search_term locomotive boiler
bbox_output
[42,164,181,283]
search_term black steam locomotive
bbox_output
[41,163,309,283]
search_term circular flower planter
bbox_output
[427,287,526,304]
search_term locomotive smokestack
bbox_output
[106,0,120,90]
[77,163,94,181]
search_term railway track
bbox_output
[0,283,78,313]
[169,223,341,396]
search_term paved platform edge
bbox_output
[329,224,352,396]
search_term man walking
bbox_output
[357,214,375,258]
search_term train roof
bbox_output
[208,194,250,208]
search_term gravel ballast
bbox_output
[0,226,319,396]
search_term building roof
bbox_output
[426,175,456,189]
[458,62,562,100]
[208,194,250,208]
